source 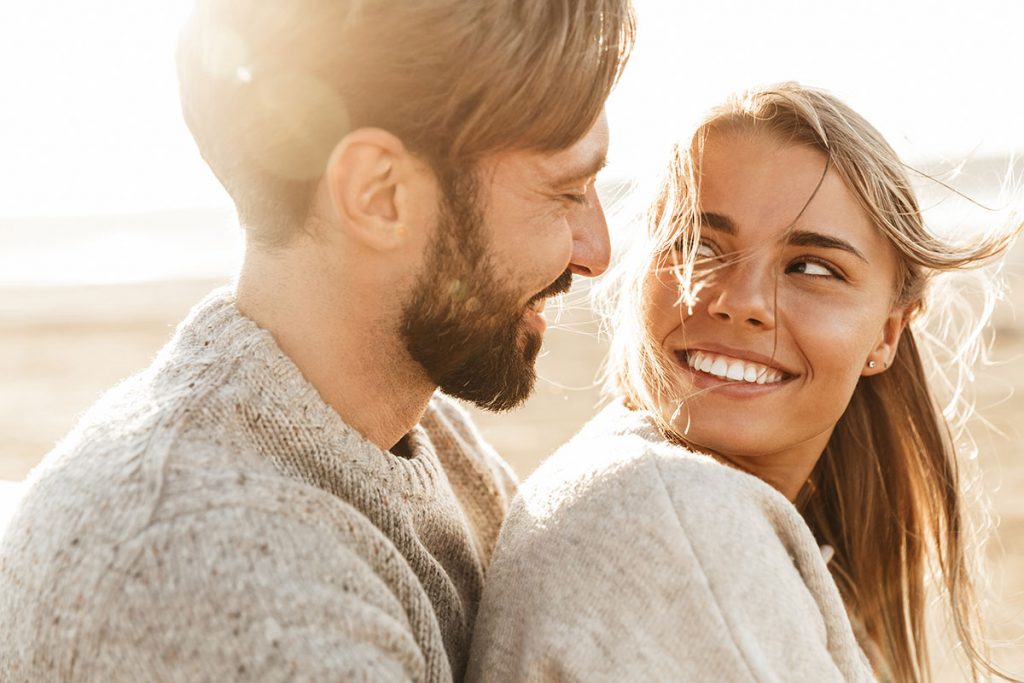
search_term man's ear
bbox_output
[323,128,414,251]
[863,306,911,376]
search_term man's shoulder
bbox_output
[6,344,377,580]
[21,354,250,501]
[1,351,445,680]
[2,428,418,626]
[9,417,359,563]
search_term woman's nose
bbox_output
[704,259,776,329]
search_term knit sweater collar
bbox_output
[168,285,446,497]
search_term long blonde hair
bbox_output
[598,83,1021,682]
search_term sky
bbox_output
[0,0,1022,219]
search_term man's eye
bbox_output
[561,192,588,206]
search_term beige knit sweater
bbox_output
[0,287,517,683]
[466,401,875,683]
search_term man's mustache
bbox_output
[528,268,574,306]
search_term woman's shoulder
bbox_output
[470,402,859,682]
[512,400,792,533]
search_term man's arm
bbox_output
[87,506,440,683]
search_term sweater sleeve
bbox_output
[466,450,866,683]
[86,506,436,683]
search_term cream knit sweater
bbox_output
[0,288,517,683]
[466,401,875,683]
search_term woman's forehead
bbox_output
[697,133,871,242]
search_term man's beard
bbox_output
[400,170,572,412]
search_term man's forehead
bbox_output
[480,114,609,186]
[538,116,610,185]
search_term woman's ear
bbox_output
[863,306,911,376]
[323,128,414,251]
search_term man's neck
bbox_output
[234,244,437,452]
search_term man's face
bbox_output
[401,114,611,411]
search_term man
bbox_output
[0,1,634,681]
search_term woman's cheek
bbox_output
[801,306,886,382]
[644,271,684,338]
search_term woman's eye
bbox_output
[670,239,721,269]
[696,242,717,259]
[787,259,839,279]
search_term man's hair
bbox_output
[177,0,636,244]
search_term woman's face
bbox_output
[647,130,906,478]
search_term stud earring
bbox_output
[867,360,877,369]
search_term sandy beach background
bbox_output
[1,191,1022,678]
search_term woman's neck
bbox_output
[668,429,829,502]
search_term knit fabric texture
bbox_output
[466,400,875,683]
[0,287,517,683]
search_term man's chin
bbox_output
[516,317,545,354]
[440,370,537,412]
[438,334,541,412]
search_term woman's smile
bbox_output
[672,346,797,396]
[685,351,783,384]
[647,129,903,467]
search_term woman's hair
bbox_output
[598,82,1021,682]
[177,0,636,244]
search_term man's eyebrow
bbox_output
[699,212,868,262]
[550,151,608,188]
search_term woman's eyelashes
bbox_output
[785,257,847,281]
[678,237,848,282]
[671,237,721,261]
[696,240,718,259]
[691,239,727,267]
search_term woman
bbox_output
[466,84,1021,682]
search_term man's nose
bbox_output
[704,257,777,329]
[567,184,611,277]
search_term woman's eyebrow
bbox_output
[699,212,867,262]
[787,230,868,262]
[698,211,736,234]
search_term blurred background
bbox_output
[1,0,1021,679]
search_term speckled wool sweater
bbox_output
[0,287,517,683]
[466,401,875,683]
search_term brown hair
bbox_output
[176,0,635,244]
[599,83,1022,682]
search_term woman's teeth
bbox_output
[685,350,785,384]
